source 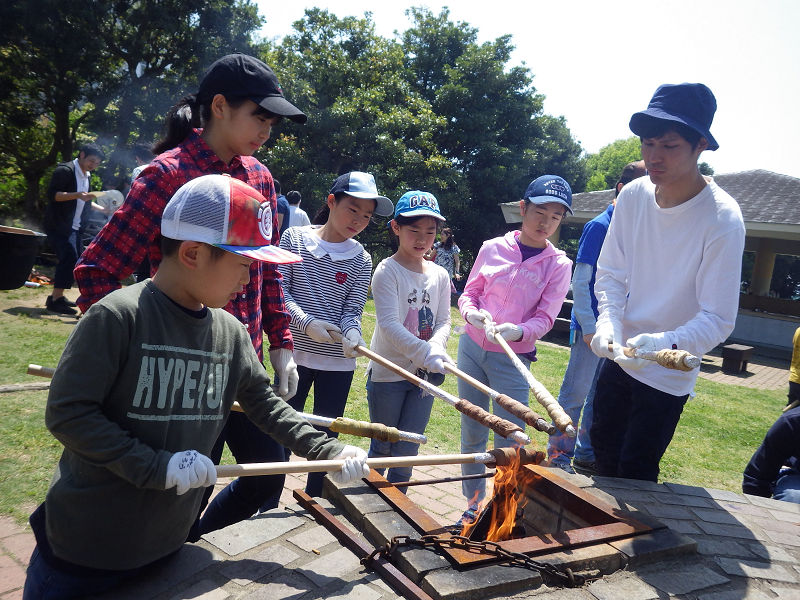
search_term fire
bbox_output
[460,447,537,541]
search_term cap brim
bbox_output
[344,193,394,217]
[527,197,573,215]
[395,208,446,221]
[256,95,308,124]
[216,244,303,264]
[629,111,718,150]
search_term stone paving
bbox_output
[3,464,800,600]
[0,351,793,598]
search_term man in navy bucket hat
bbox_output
[588,83,745,482]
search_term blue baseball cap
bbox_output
[394,191,445,221]
[329,171,394,216]
[629,83,719,151]
[523,175,573,215]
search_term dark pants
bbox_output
[286,365,354,496]
[788,381,800,406]
[590,360,688,482]
[23,504,179,599]
[194,411,286,536]
[47,229,80,290]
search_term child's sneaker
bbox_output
[454,505,479,529]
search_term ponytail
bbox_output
[152,95,203,154]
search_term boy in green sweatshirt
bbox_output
[24,174,368,600]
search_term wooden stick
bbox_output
[25,363,426,444]
[216,447,544,478]
[442,363,555,434]
[783,399,800,413]
[329,334,531,446]
[490,332,575,436]
[608,344,701,371]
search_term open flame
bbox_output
[460,448,537,541]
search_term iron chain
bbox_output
[362,534,596,588]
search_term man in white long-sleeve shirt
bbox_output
[589,83,745,481]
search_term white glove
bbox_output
[615,332,674,371]
[485,322,523,343]
[341,329,365,358]
[269,348,299,400]
[590,320,622,360]
[165,450,216,496]
[305,319,342,344]
[422,344,454,373]
[464,308,493,329]
[329,445,369,484]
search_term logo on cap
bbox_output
[257,202,272,241]
[406,193,439,212]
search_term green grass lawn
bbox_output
[0,287,787,524]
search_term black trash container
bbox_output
[0,226,47,290]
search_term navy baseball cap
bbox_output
[197,54,307,124]
[629,83,718,151]
[523,175,573,215]
[329,171,394,217]
[394,191,445,221]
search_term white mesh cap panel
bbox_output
[161,176,230,243]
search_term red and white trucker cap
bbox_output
[161,174,302,264]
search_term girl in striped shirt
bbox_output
[278,172,393,496]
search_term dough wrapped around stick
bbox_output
[608,344,701,371]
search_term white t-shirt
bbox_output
[70,158,90,231]
[288,205,311,228]
[595,176,745,395]
[368,257,452,382]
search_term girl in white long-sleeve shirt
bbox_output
[367,191,452,486]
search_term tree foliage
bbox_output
[1,4,586,262]
[584,136,642,191]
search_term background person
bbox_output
[286,190,311,228]
[430,227,461,294]
[547,160,646,475]
[43,143,106,315]
[74,53,305,538]
[743,406,800,504]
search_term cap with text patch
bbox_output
[523,175,573,215]
[394,190,445,221]
[161,174,302,264]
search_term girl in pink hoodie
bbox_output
[456,175,573,525]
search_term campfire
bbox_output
[460,447,537,542]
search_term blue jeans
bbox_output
[774,469,800,504]
[47,229,80,290]
[195,411,286,536]
[457,334,530,506]
[287,365,354,496]
[366,374,433,487]
[547,338,600,466]
[590,360,688,481]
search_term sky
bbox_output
[254,0,800,178]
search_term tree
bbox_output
[260,9,457,260]
[401,7,585,256]
[0,1,109,219]
[584,136,642,192]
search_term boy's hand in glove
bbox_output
[166,450,216,495]
[341,329,365,358]
[306,319,342,344]
[329,445,369,484]
[269,348,299,400]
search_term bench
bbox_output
[721,344,754,374]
